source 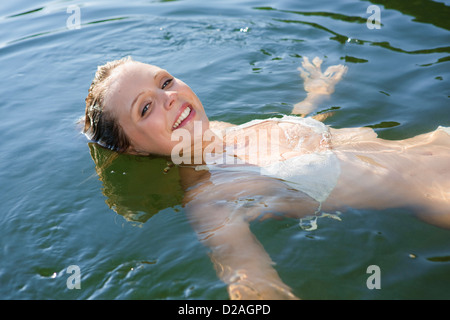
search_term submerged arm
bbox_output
[186,201,299,300]
[209,57,347,125]
[292,57,347,118]
[206,214,298,300]
[180,168,320,299]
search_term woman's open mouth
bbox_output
[172,103,195,130]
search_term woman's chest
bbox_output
[223,120,332,166]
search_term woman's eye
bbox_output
[141,103,151,117]
[162,78,173,89]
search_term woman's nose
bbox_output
[164,91,177,110]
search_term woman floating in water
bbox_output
[83,56,450,299]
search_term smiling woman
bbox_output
[83,55,450,299]
[83,56,210,156]
[1,0,449,301]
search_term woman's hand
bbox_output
[299,56,347,95]
[292,57,347,117]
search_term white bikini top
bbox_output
[199,115,341,203]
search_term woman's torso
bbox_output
[205,116,341,203]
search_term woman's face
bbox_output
[104,61,209,155]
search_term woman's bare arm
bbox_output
[292,57,347,117]
[208,57,347,128]
[179,167,320,299]
[203,213,299,300]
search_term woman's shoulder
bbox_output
[219,115,325,128]
[209,120,236,136]
[243,115,329,133]
[210,115,329,136]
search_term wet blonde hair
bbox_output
[83,56,133,152]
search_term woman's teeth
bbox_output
[173,107,191,129]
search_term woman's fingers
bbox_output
[301,56,321,76]
[297,66,310,80]
[324,65,348,81]
[312,56,323,69]
[298,57,347,95]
